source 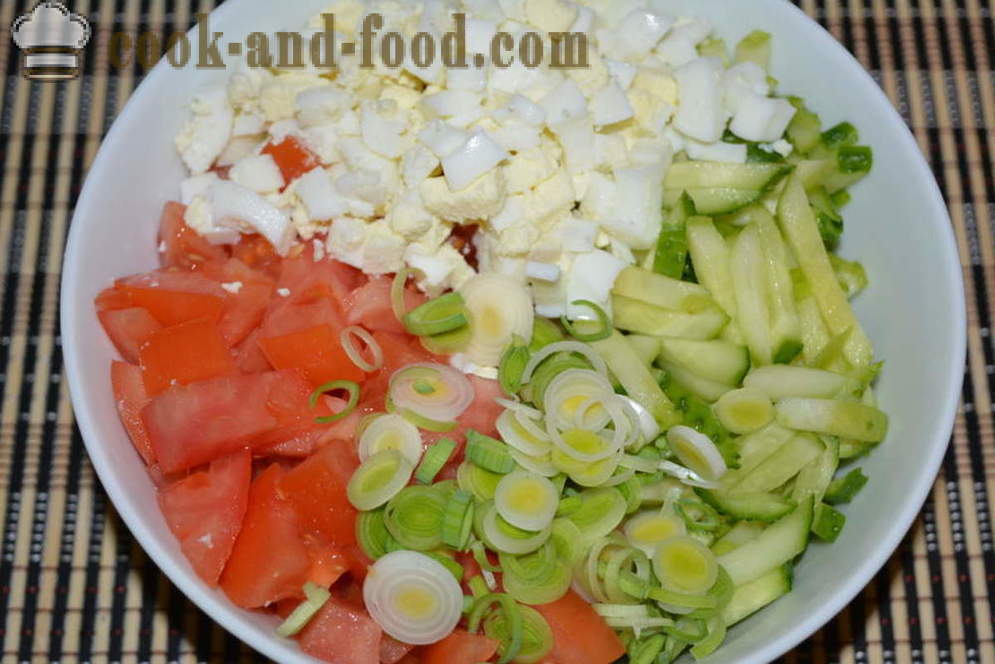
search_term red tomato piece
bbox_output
[99,307,163,364]
[196,257,276,348]
[260,297,344,340]
[139,318,235,395]
[259,324,365,387]
[420,630,500,664]
[303,536,351,588]
[458,376,504,439]
[110,361,155,465]
[277,253,364,310]
[118,271,225,327]
[532,591,625,664]
[95,286,132,311]
[278,442,359,548]
[157,449,251,585]
[343,276,426,335]
[158,201,229,269]
[233,328,272,374]
[297,597,382,664]
[220,464,311,608]
[231,233,283,279]
[261,136,320,185]
[142,371,292,473]
[380,636,416,664]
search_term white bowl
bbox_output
[61,1,965,662]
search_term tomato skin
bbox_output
[95,286,132,311]
[261,136,320,185]
[278,442,360,549]
[380,636,416,664]
[231,234,282,279]
[220,464,311,608]
[110,361,155,465]
[297,596,383,664]
[99,307,163,364]
[201,258,276,347]
[139,318,235,395]
[142,371,298,473]
[259,324,366,387]
[233,327,272,374]
[277,253,364,312]
[157,449,251,585]
[419,629,500,664]
[158,201,229,269]
[532,591,625,664]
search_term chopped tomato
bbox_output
[259,324,365,387]
[95,286,132,311]
[157,449,251,585]
[458,376,504,439]
[158,201,229,269]
[344,276,426,335]
[261,136,320,185]
[117,270,225,327]
[420,630,500,664]
[303,537,351,588]
[198,258,276,347]
[533,591,625,664]
[110,361,155,465]
[297,597,382,664]
[231,233,283,279]
[260,297,345,339]
[142,371,300,473]
[278,442,359,548]
[277,252,364,311]
[99,307,163,364]
[139,318,235,395]
[233,328,272,373]
[220,464,311,608]
[380,636,416,664]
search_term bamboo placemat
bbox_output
[0,0,991,662]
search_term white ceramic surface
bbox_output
[61,1,966,662]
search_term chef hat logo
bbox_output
[12,1,91,81]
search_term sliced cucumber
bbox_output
[720,564,793,626]
[791,436,839,505]
[665,162,793,191]
[753,209,802,364]
[729,433,822,494]
[786,104,822,154]
[591,331,681,428]
[686,216,738,319]
[657,338,750,386]
[775,398,888,442]
[823,467,869,505]
[732,424,795,475]
[731,224,773,365]
[711,521,766,556]
[777,174,873,368]
[658,360,734,403]
[811,502,846,542]
[679,188,764,216]
[697,488,795,523]
[717,497,813,585]
[734,30,772,69]
[792,159,834,191]
[796,295,830,363]
[624,334,661,367]
[612,266,714,313]
[613,294,728,339]
[744,365,858,400]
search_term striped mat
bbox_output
[0,0,992,662]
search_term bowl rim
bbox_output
[60,2,967,663]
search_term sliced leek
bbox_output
[460,273,534,367]
[494,471,560,532]
[665,426,728,482]
[389,363,475,423]
[713,387,775,434]
[652,535,719,595]
[347,450,414,511]
[383,485,447,551]
[358,413,423,466]
[624,508,688,557]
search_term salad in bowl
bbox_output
[79,0,913,662]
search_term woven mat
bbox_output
[0,0,992,662]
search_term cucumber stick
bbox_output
[792,436,840,506]
[776,398,888,442]
[697,488,795,522]
[711,521,766,556]
[753,209,803,363]
[731,225,774,365]
[744,365,859,400]
[658,360,733,403]
[612,266,714,312]
[728,433,822,493]
[797,295,831,363]
[624,334,661,366]
[717,496,813,585]
[665,162,792,191]
[721,564,793,626]
[591,330,681,428]
[686,216,738,320]
[613,295,728,339]
[732,424,796,476]
[777,175,873,367]
[657,338,750,386]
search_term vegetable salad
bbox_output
[95,1,886,662]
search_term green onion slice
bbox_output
[466,429,516,474]
[560,300,612,342]
[347,450,413,511]
[441,489,475,550]
[689,616,727,658]
[481,502,552,555]
[457,461,503,501]
[340,325,384,372]
[390,268,412,323]
[310,380,361,423]
[498,336,531,396]
[356,509,399,560]
[651,535,719,595]
[484,603,553,664]
[530,317,564,351]
[383,485,447,551]
[275,582,331,637]
[468,593,524,664]
[624,508,688,557]
[521,340,609,386]
[568,488,628,540]
[419,324,473,354]
[403,292,469,337]
[499,541,572,606]
[415,437,457,484]
[494,471,560,532]
[359,413,423,466]
[549,517,585,566]
[390,363,474,423]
